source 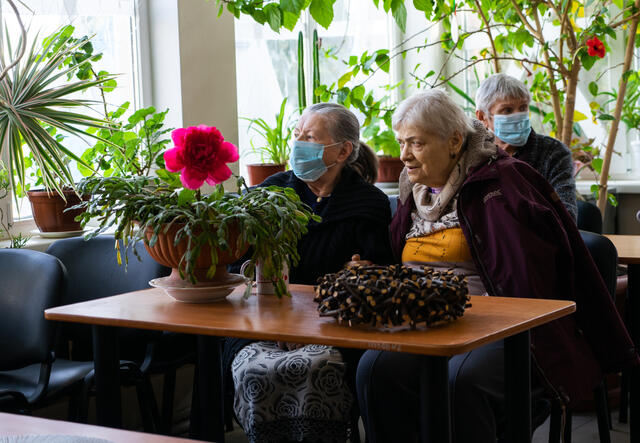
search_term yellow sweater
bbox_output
[402,227,472,264]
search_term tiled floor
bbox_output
[225,409,631,442]
[532,410,630,443]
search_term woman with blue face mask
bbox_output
[224,103,394,443]
[475,73,577,220]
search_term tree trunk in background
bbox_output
[597,0,640,216]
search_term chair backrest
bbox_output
[0,249,65,370]
[389,194,399,217]
[579,230,617,298]
[577,200,603,234]
[46,235,170,359]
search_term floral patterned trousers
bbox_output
[231,341,354,442]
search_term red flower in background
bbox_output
[164,125,239,190]
[587,37,606,58]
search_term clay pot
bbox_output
[246,163,285,186]
[27,189,89,232]
[144,223,248,284]
[376,156,404,183]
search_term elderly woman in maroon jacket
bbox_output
[355,89,637,443]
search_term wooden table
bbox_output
[606,234,640,442]
[45,285,575,443]
[0,412,197,442]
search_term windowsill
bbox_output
[576,179,640,194]
[0,235,59,252]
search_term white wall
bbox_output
[145,0,240,187]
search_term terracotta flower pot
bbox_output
[27,189,89,232]
[246,163,286,186]
[144,223,249,285]
[376,156,404,183]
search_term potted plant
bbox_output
[362,118,403,183]
[75,124,319,300]
[243,97,292,186]
[0,162,29,248]
[0,23,114,232]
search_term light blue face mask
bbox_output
[289,140,341,182]
[493,111,532,147]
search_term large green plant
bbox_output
[75,173,319,297]
[243,97,292,165]
[0,25,114,197]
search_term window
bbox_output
[234,0,393,172]
[1,0,142,224]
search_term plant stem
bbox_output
[473,0,500,73]
[0,0,26,83]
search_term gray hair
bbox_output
[392,89,475,140]
[304,103,360,164]
[475,73,531,115]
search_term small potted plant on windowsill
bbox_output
[0,23,115,233]
[74,124,319,301]
[243,97,292,186]
[362,118,403,183]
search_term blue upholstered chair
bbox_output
[0,249,94,418]
[46,235,194,434]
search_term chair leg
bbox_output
[563,408,572,443]
[594,382,612,443]
[549,401,561,443]
[136,376,160,433]
[620,369,629,423]
[549,401,572,443]
[161,369,176,435]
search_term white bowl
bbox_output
[149,273,248,303]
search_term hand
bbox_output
[277,341,306,351]
[345,254,373,268]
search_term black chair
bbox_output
[546,231,616,443]
[577,200,603,234]
[0,249,93,418]
[46,235,194,434]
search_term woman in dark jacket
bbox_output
[355,90,637,443]
[225,103,393,443]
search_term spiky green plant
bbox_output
[0,27,115,197]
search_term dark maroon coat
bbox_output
[391,151,638,404]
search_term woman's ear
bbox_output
[449,132,464,156]
[336,141,353,163]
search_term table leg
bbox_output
[504,330,531,443]
[419,355,451,443]
[628,264,639,443]
[189,335,225,442]
[92,325,121,428]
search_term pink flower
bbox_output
[164,125,239,190]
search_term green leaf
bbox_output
[391,0,407,32]
[597,114,615,121]
[264,4,283,32]
[591,158,603,173]
[351,85,365,100]
[588,81,598,96]
[338,70,354,88]
[309,0,336,29]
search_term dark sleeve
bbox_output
[353,219,395,265]
[545,141,577,221]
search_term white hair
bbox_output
[392,89,475,140]
[475,74,531,115]
[304,103,360,164]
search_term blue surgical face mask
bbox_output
[289,140,342,182]
[492,111,532,147]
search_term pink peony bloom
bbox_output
[164,125,239,190]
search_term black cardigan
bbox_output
[258,166,394,284]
